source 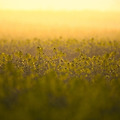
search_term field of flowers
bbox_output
[0,37,120,120]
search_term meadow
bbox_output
[0,37,120,120]
[0,10,120,120]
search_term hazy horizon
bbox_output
[0,10,120,39]
[1,0,120,40]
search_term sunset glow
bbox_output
[0,0,120,11]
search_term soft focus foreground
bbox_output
[0,38,120,120]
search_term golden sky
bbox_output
[0,0,120,11]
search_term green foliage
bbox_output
[0,38,120,120]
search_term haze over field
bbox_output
[0,0,120,39]
[0,10,120,39]
[1,1,120,120]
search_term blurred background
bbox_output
[0,0,120,39]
